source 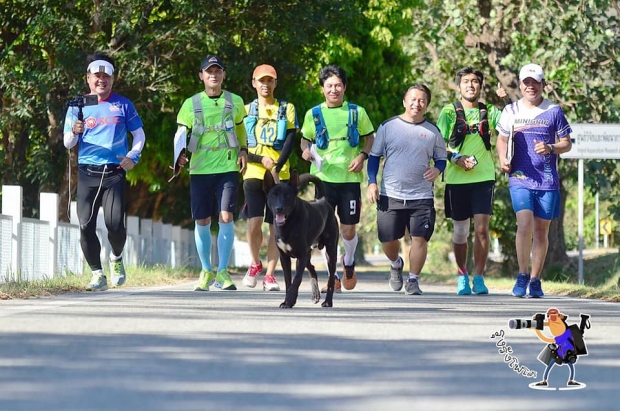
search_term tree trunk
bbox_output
[545,180,573,270]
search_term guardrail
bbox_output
[0,185,252,282]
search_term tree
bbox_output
[2,0,618,274]
[1,0,418,226]
[401,0,620,272]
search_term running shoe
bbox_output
[242,262,263,288]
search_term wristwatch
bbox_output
[360,151,369,159]
[550,144,555,153]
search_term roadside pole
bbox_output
[562,123,620,284]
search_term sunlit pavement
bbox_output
[1,274,618,411]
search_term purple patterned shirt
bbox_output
[497,99,572,190]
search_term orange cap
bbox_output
[253,64,277,80]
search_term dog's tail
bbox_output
[297,173,327,200]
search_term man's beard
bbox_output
[463,93,480,103]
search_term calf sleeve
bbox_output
[195,223,212,271]
[217,221,235,272]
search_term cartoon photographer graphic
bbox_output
[508,307,590,390]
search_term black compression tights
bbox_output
[77,165,127,271]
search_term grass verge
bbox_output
[1,253,618,302]
[0,265,202,300]
[414,250,620,302]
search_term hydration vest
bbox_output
[449,101,491,152]
[187,90,237,153]
[312,103,359,150]
[244,99,288,150]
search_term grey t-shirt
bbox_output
[370,116,447,200]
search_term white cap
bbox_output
[519,63,544,82]
[87,60,114,76]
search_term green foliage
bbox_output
[1,0,618,266]
[401,0,620,270]
[1,0,418,225]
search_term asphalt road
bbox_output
[1,272,618,411]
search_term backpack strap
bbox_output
[312,105,329,149]
[220,90,238,148]
[277,100,288,121]
[347,103,360,147]
[244,99,259,148]
[187,93,206,152]
[191,93,206,137]
[449,101,491,152]
[478,102,491,150]
[249,99,259,117]
[449,101,467,151]
[188,91,236,153]
[273,100,288,150]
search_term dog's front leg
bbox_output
[322,245,338,308]
[279,254,293,309]
[283,256,306,308]
[306,262,320,304]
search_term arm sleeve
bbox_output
[247,152,263,163]
[433,130,448,167]
[434,159,446,172]
[367,154,380,184]
[63,107,78,149]
[126,127,146,163]
[64,131,78,149]
[275,128,296,172]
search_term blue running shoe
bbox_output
[473,275,489,295]
[512,273,530,297]
[457,274,471,295]
[528,277,544,298]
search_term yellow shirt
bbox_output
[243,100,298,180]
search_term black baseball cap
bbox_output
[200,55,225,71]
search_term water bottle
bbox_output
[225,119,238,148]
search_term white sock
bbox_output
[342,234,358,266]
[390,257,402,269]
[409,273,419,280]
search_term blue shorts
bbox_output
[190,172,239,220]
[509,186,560,220]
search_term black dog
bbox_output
[263,170,339,308]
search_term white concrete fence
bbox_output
[0,185,251,282]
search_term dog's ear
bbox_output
[288,169,299,189]
[263,169,275,193]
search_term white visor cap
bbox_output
[87,60,114,76]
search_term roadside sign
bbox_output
[562,124,620,159]
[560,123,620,284]
[600,219,613,235]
